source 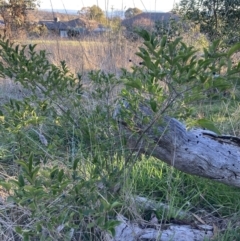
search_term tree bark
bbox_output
[119,108,240,188]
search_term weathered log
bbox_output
[113,214,213,241]
[118,108,240,188]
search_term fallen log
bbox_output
[118,107,240,188]
[113,214,213,241]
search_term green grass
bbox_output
[191,98,240,135]
[132,157,240,216]
[129,156,240,239]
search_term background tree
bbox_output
[0,0,38,38]
[78,5,107,24]
[108,16,121,31]
[179,0,240,45]
[124,7,142,18]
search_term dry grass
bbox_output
[16,33,141,75]
[0,32,140,107]
[0,79,27,106]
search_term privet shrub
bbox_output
[0,39,122,240]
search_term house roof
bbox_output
[66,18,87,28]
[39,18,99,31]
[39,20,69,30]
[122,12,179,29]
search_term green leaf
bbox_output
[15,45,19,54]
[196,119,221,135]
[32,167,40,181]
[15,102,20,111]
[125,79,142,90]
[36,223,42,232]
[110,201,122,209]
[16,161,29,173]
[144,41,155,53]
[7,196,16,203]
[8,179,20,187]
[87,222,95,229]
[24,175,33,185]
[58,169,64,183]
[135,29,151,41]
[73,158,80,171]
[150,99,157,112]
[29,44,37,52]
[0,181,11,191]
[103,220,121,236]
[15,226,23,234]
[108,227,116,237]
[18,174,25,187]
[105,220,121,228]
[212,78,231,90]
[227,42,240,57]
[50,168,58,179]
[160,36,167,48]
[28,153,33,173]
[96,216,105,226]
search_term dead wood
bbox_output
[117,106,240,188]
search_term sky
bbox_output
[39,0,179,12]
